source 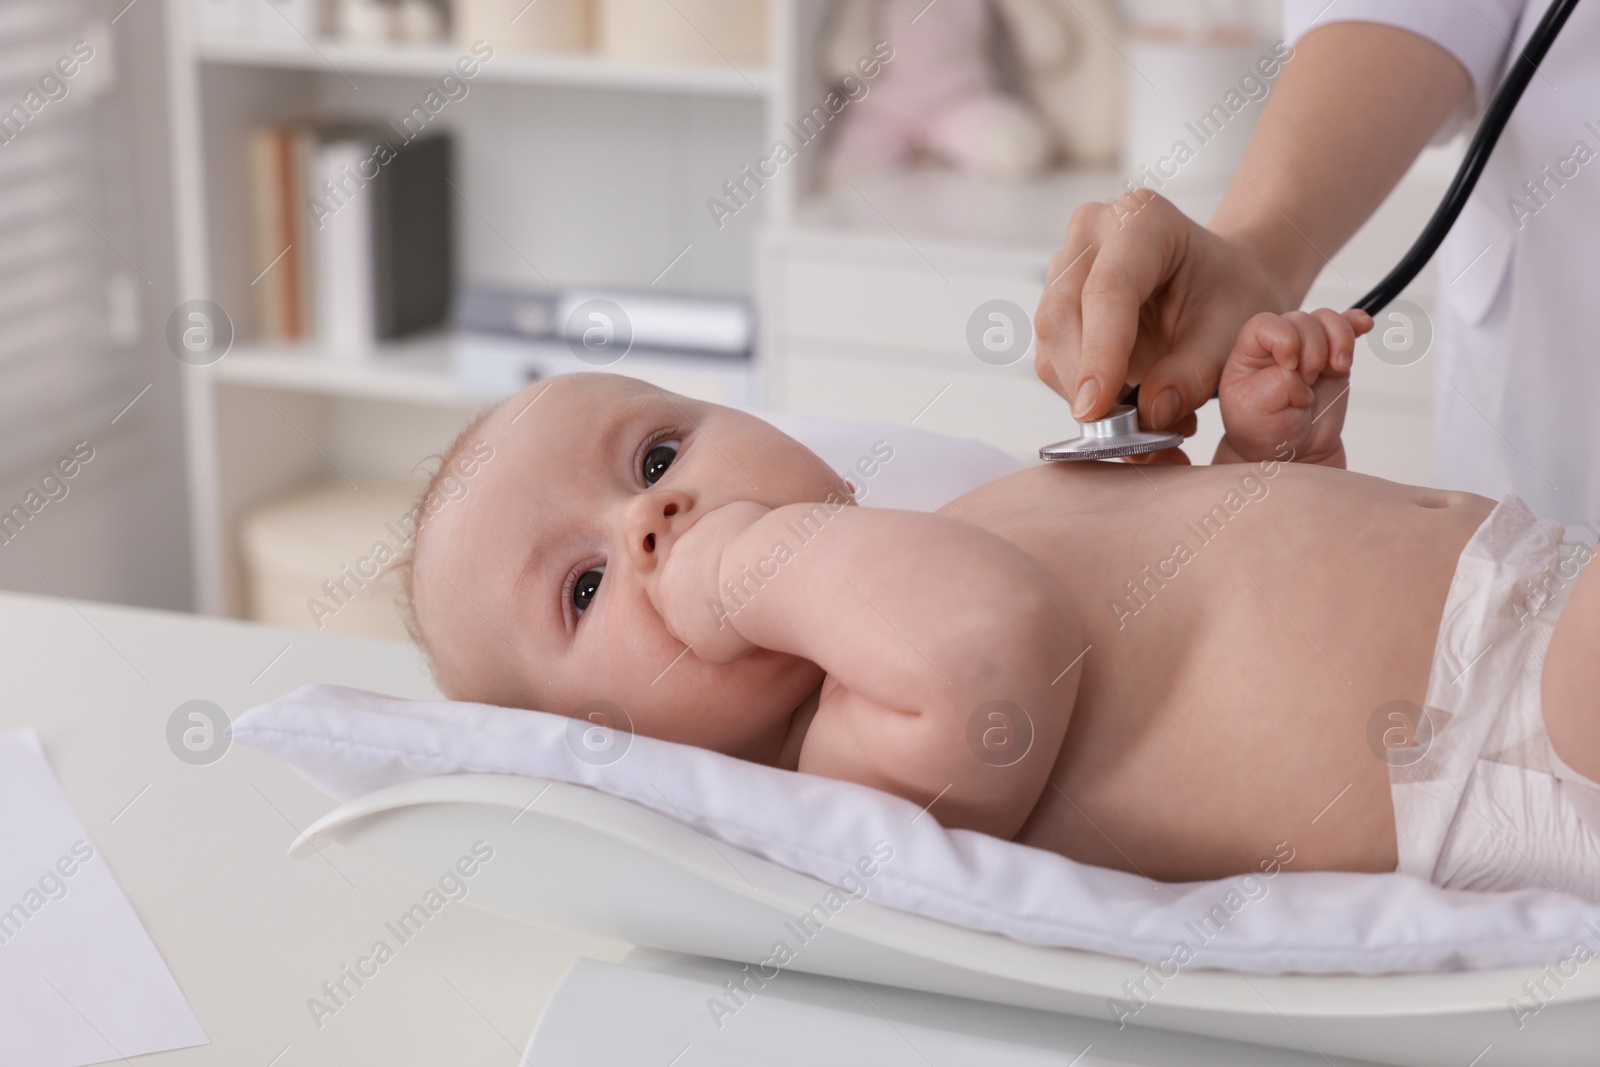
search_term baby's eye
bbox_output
[572,567,603,616]
[642,439,679,486]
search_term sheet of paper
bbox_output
[0,728,209,1067]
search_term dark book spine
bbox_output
[370,134,453,340]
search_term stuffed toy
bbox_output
[995,0,1121,165]
[822,0,1121,183]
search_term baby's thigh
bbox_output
[1543,539,1600,780]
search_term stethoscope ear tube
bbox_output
[1352,0,1582,316]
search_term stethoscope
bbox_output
[1043,0,1582,461]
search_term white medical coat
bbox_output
[1285,0,1600,530]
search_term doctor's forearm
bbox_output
[1208,23,1471,304]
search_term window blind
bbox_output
[0,0,143,484]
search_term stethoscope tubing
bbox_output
[1353,0,1582,315]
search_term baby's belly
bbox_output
[957,462,1496,880]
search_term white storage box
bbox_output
[596,0,766,64]
[454,0,590,53]
[238,481,424,640]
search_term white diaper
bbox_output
[1394,496,1600,900]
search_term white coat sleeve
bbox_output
[1281,0,1529,141]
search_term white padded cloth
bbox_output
[234,683,1600,975]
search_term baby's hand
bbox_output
[1217,309,1372,466]
[650,500,769,664]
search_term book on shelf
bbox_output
[246,124,311,341]
[310,136,376,359]
[371,134,452,339]
[246,120,453,359]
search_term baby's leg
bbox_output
[1542,537,1600,781]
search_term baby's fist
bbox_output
[1218,308,1372,466]
[651,500,769,664]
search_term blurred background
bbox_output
[0,0,1459,640]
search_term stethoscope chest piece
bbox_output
[1040,404,1183,461]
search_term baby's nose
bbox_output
[623,491,691,573]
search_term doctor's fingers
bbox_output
[1131,326,1235,436]
[1034,235,1096,402]
[1034,193,1186,420]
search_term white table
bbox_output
[0,590,628,1065]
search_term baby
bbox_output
[402,308,1600,899]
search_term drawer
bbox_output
[777,260,1045,357]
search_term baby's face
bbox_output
[413,373,851,761]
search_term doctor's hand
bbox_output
[1215,309,1371,469]
[1033,190,1295,447]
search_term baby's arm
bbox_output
[653,501,1082,840]
[1214,309,1372,468]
